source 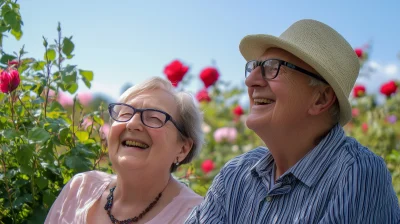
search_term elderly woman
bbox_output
[45,77,204,224]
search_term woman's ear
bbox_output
[177,138,193,162]
[308,86,337,115]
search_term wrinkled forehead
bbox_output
[123,89,179,115]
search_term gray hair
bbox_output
[309,78,340,125]
[118,77,204,172]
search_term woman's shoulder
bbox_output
[67,170,115,193]
[167,181,203,209]
[147,182,203,224]
[177,182,203,201]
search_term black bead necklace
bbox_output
[104,178,170,224]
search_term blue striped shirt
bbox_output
[186,125,400,223]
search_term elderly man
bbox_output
[186,19,400,223]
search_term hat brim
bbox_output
[239,34,352,126]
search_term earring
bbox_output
[175,157,180,166]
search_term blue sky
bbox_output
[4,0,400,102]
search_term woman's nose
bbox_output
[126,113,144,132]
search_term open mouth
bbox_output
[122,140,149,149]
[254,98,275,105]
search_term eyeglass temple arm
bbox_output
[282,61,328,84]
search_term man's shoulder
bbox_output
[223,147,268,172]
[342,137,385,163]
[338,137,388,174]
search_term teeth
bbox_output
[254,98,274,105]
[125,140,149,149]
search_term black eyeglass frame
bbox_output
[108,103,186,136]
[245,59,328,84]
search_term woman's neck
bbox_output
[113,170,172,206]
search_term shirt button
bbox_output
[266,196,272,202]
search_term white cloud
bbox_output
[384,64,398,76]
[355,61,400,102]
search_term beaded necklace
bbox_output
[104,178,170,224]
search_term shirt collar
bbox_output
[289,124,346,187]
[250,124,346,187]
[250,148,274,178]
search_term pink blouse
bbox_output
[44,171,203,224]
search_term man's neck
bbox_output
[261,122,333,180]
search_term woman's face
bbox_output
[108,88,192,175]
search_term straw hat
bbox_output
[239,19,360,126]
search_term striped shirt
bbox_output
[185,125,400,223]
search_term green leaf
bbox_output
[64,64,76,73]
[75,131,89,141]
[62,71,77,83]
[11,29,22,40]
[36,176,48,190]
[3,129,21,138]
[65,155,92,172]
[27,207,48,224]
[1,4,12,15]
[44,49,56,61]
[62,37,74,56]
[0,25,9,33]
[79,69,93,81]
[59,127,71,145]
[72,144,97,158]
[93,115,104,126]
[43,190,56,207]
[32,61,46,71]
[16,144,34,175]
[28,127,51,143]
[0,54,17,64]
[4,11,20,31]
[67,83,78,94]
[82,77,91,88]
[14,194,33,209]
[39,140,55,162]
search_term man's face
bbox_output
[245,48,319,134]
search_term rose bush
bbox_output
[0,1,110,222]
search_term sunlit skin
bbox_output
[87,88,193,224]
[245,48,336,180]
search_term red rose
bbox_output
[0,69,20,93]
[163,60,189,87]
[361,123,368,133]
[199,67,219,88]
[380,80,398,97]
[352,85,366,98]
[201,159,215,174]
[8,60,19,66]
[354,48,363,58]
[196,89,211,102]
[233,105,244,116]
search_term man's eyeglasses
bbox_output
[245,59,328,84]
[108,103,186,135]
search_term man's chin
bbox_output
[245,115,269,132]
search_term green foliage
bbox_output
[0,2,111,222]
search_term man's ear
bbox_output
[308,86,337,115]
[177,138,193,162]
